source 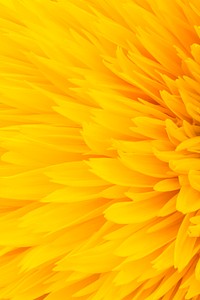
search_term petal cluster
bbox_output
[1,0,200,299]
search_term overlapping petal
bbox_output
[1,0,200,299]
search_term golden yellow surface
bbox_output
[0,0,200,299]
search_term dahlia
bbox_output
[1,0,200,299]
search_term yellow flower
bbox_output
[1,0,200,299]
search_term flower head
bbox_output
[1,0,200,299]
